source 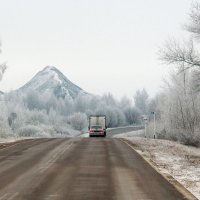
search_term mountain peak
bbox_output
[43,66,57,71]
[19,66,88,99]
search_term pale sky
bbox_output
[0,0,191,99]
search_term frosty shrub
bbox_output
[69,112,87,131]
[17,125,50,137]
[39,124,56,137]
[178,131,200,147]
[156,128,200,147]
[27,110,49,125]
[0,118,13,138]
[156,129,167,140]
[53,125,70,136]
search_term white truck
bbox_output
[88,115,107,137]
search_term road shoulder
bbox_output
[120,138,199,200]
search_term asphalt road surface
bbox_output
[0,138,193,200]
[106,126,144,137]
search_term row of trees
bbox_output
[150,1,200,146]
[0,86,149,137]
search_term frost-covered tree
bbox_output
[114,108,126,126]
[25,90,43,110]
[48,107,58,125]
[0,102,13,137]
[152,70,200,146]
[134,89,149,114]
[159,1,200,71]
[124,106,141,125]
[101,93,117,106]
[74,94,88,112]
[69,112,87,131]
[95,103,130,127]
[119,96,132,109]
[157,1,200,146]
[26,110,49,126]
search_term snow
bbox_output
[114,133,200,199]
[19,66,87,99]
[113,129,145,137]
[0,137,18,143]
[80,132,89,138]
[53,72,62,84]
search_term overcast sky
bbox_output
[0,0,191,99]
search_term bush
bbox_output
[178,132,200,147]
[27,111,48,125]
[17,125,51,137]
[53,125,70,136]
[69,112,87,131]
[158,128,200,147]
[156,129,167,139]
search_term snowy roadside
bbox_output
[0,137,19,143]
[114,133,200,199]
[0,129,81,143]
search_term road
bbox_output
[0,138,193,200]
[80,126,144,138]
[106,126,144,137]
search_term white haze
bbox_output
[0,0,190,98]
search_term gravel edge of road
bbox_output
[120,138,198,200]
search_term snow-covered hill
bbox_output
[18,66,88,99]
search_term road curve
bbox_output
[0,138,192,200]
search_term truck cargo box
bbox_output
[88,115,106,137]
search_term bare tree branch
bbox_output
[159,38,200,70]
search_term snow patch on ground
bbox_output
[0,137,18,143]
[113,129,145,137]
[80,132,89,138]
[53,72,62,84]
[114,134,200,199]
[0,128,81,143]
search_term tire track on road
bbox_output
[22,138,86,200]
[0,139,52,162]
[0,138,195,200]
[0,138,67,191]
